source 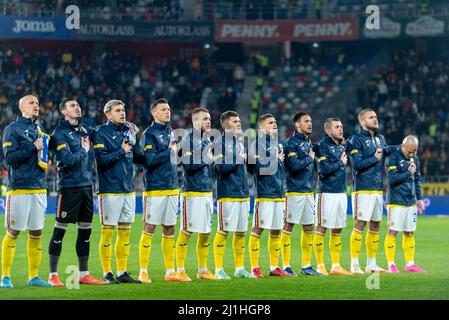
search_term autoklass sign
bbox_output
[215,19,359,43]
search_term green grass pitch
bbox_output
[0,215,448,300]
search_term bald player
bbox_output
[384,135,426,273]
[1,95,52,288]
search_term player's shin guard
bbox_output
[366,230,380,261]
[176,231,190,270]
[76,227,92,273]
[330,233,342,266]
[48,226,67,273]
[232,233,245,269]
[139,231,153,271]
[350,229,363,260]
[116,225,131,274]
[197,233,210,270]
[27,234,43,280]
[162,234,175,272]
[249,233,261,268]
[402,234,415,264]
[99,225,114,274]
[2,232,17,278]
[268,233,281,268]
[384,234,396,265]
[313,232,325,265]
[301,231,313,267]
[213,231,227,270]
[280,230,291,268]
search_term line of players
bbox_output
[0,95,426,288]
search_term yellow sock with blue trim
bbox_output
[330,233,342,266]
[139,231,152,271]
[313,232,325,266]
[99,225,114,275]
[232,233,246,269]
[301,231,314,268]
[268,233,281,268]
[2,232,17,278]
[280,230,291,268]
[162,234,175,272]
[27,234,43,280]
[249,233,261,269]
[213,231,227,270]
[402,234,415,265]
[197,233,210,270]
[116,226,131,275]
[384,234,396,265]
[176,231,190,271]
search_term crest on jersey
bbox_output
[375,137,381,146]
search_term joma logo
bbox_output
[13,20,56,33]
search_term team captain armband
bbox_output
[288,152,297,157]
[56,144,67,151]
[183,151,192,156]
[388,165,397,171]
[318,156,327,161]
[350,149,359,154]
[144,145,153,151]
[37,127,50,171]
[3,142,12,147]
[93,144,104,149]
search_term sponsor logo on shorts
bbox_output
[323,219,327,224]
[61,211,68,218]
[11,220,15,225]
[104,215,108,221]
[260,219,264,225]
[189,223,193,228]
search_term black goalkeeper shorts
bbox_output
[56,185,93,224]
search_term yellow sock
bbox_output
[350,229,363,259]
[162,234,175,271]
[197,233,210,269]
[301,231,313,267]
[313,232,325,265]
[175,231,190,270]
[232,233,246,269]
[330,233,342,266]
[280,230,291,267]
[366,230,380,259]
[2,232,18,278]
[116,226,131,273]
[27,234,43,280]
[384,234,396,264]
[139,231,153,270]
[249,233,261,268]
[268,233,281,267]
[213,231,227,270]
[402,234,415,264]
[99,226,114,274]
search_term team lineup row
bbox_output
[0,95,426,289]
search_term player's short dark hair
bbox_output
[220,110,239,128]
[258,113,275,125]
[150,98,169,112]
[59,98,77,113]
[358,108,376,124]
[292,112,310,125]
[324,118,342,130]
[191,107,209,117]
